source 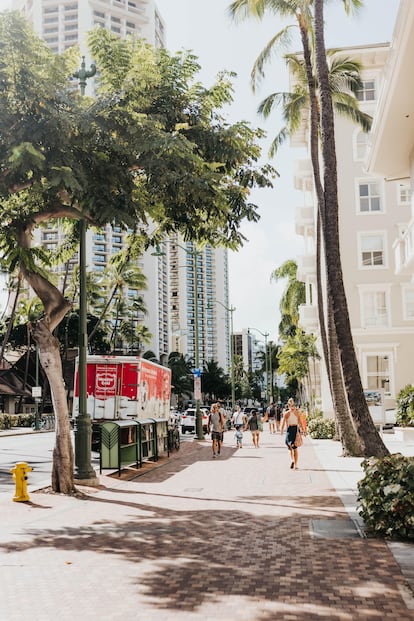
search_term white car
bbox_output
[180,407,209,434]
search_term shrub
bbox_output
[0,413,33,429]
[395,384,414,427]
[308,407,323,421]
[307,417,335,439]
[357,454,414,541]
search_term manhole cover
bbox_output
[310,518,360,539]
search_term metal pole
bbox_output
[193,247,204,440]
[248,327,270,405]
[73,58,98,483]
[230,306,235,411]
[34,345,40,431]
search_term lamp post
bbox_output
[248,327,270,404]
[73,57,98,484]
[209,298,236,411]
[152,241,204,440]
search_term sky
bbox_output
[154,0,401,342]
[0,0,401,343]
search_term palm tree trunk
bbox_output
[299,18,361,453]
[313,0,388,457]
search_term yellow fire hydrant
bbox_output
[10,462,33,502]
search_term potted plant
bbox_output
[394,384,414,441]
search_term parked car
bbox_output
[180,407,209,434]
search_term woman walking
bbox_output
[280,398,305,469]
[244,408,262,448]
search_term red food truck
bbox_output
[72,355,171,421]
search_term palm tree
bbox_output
[201,359,230,402]
[88,252,147,344]
[272,259,305,338]
[168,352,193,409]
[313,0,388,456]
[229,0,385,456]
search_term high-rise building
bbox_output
[18,0,231,371]
[293,41,414,415]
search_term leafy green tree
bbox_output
[0,13,275,493]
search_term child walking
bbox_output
[234,427,243,449]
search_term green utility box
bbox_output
[99,420,139,475]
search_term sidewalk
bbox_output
[1,428,413,621]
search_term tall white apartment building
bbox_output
[164,235,230,373]
[17,0,165,55]
[18,0,231,370]
[294,41,414,415]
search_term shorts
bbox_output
[285,425,298,449]
[212,431,223,442]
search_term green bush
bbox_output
[307,417,335,439]
[0,413,33,429]
[358,454,414,541]
[395,384,414,427]
[308,407,323,421]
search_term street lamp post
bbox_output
[210,298,236,411]
[73,57,98,484]
[248,327,270,404]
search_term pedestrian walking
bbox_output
[207,402,226,458]
[280,398,305,469]
[232,405,246,430]
[234,427,243,449]
[275,402,282,432]
[243,408,262,448]
[266,402,276,433]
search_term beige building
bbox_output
[294,39,414,415]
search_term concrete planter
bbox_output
[393,426,414,442]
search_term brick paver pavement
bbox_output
[0,428,413,621]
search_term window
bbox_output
[402,287,414,320]
[365,355,390,394]
[398,184,412,206]
[356,80,375,102]
[359,181,381,212]
[361,290,389,328]
[359,233,385,267]
[355,131,370,160]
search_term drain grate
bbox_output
[310,518,360,539]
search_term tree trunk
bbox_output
[313,0,388,457]
[17,216,76,492]
[32,319,75,494]
[300,19,360,453]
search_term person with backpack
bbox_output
[243,408,262,448]
[207,402,226,458]
[266,402,276,434]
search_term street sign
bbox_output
[193,368,201,378]
[32,386,42,398]
[194,377,201,400]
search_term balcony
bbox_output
[293,159,313,192]
[299,304,318,333]
[295,205,315,236]
[297,253,316,280]
[393,219,414,275]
